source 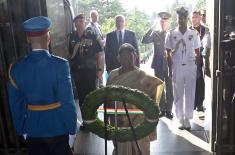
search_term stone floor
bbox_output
[73,110,213,155]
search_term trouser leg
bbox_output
[28,137,47,155]
[185,64,197,119]
[77,69,96,106]
[204,52,211,77]
[194,67,205,110]
[173,66,184,120]
[164,71,174,112]
[27,135,72,155]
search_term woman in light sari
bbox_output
[106,43,163,155]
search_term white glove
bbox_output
[23,134,27,140]
[69,134,76,148]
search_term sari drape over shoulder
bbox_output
[107,68,163,155]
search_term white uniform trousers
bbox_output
[172,63,197,120]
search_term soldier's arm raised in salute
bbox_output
[142,25,155,44]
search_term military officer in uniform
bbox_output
[7,16,77,155]
[68,14,103,106]
[165,7,201,130]
[142,12,174,119]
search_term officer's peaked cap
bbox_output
[158,12,171,19]
[176,7,189,17]
[22,16,52,37]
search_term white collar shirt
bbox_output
[116,29,125,43]
[165,27,201,65]
[90,22,103,38]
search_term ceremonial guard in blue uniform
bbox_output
[142,12,174,119]
[7,16,77,155]
[68,14,103,106]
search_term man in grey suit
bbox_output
[87,10,105,88]
[142,12,174,119]
[105,15,139,73]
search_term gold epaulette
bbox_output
[8,63,19,89]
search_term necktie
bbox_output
[118,30,122,47]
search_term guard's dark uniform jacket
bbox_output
[142,30,167,71]
[68,27,102,105]
[7,50,77,137]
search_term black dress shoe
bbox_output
[165,111,173,119]
[159,111,166,117]
[184,127,191,131]
[196,106,205,112]
[80,125,86,131]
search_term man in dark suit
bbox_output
[105,15,139,73]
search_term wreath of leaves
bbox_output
[81,85,159,142]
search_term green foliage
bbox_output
[101,18,115,35]
[73,0,153,60]
[125,8,152,55]
[194,0,206,11]
[74,0,125,27]
[166,1,187,29]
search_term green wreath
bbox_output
[81,85,159,142]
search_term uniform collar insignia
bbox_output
[188,35,193,40]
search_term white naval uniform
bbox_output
[165,27,201,120]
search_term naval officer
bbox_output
[165,7,201,130]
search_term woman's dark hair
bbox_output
[118,43,136,55]
[73,13,85,22]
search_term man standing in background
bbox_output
[200,10,207,25]
[142,12,174,119]
[87,10,105,88]
[68,14,103,106]
[191,10,211,112]
[105,15,139,73]
[200,9,211,78]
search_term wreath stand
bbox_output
[81,86,162,154]
[103,99,142,155]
